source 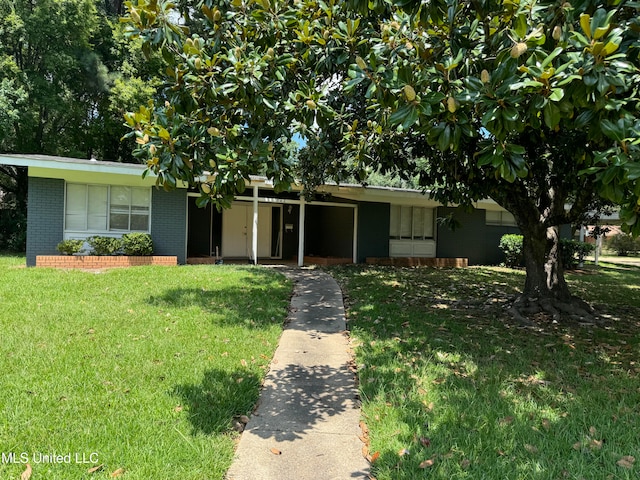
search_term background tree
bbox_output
[123,0,640,322]
[0,0,160,251]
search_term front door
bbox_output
[222,203,280,259]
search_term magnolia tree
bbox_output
[123,0,640,322]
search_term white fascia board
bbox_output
[0,154,192,188]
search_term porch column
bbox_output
[252,185,258,265]
[352,206,358,264]
[298,197,305,267]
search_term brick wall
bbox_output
[26,177,65,266]
[151,189,187,264]
[36,256,177,268]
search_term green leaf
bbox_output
[502,107,518,122]
[514,13,527,39]
[540,47,564,69]
[401,105,419,130]
[549,88,564,102]
[389,104,413,126]
[438,124,451,152]
[543,103,560,129]
[600,119,624,142]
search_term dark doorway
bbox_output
[187,198,222,258]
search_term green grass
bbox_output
[330,264,640,480]
[0,257,291,479]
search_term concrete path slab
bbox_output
[225,268,369,480]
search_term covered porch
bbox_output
[186,181,358,267]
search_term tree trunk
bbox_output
[521,224,571,301]
[508,223,596,325]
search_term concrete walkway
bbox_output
[225,268,369,480]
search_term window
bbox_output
[65,184,150,233]
[486,210,517,227]
[390,206,434,239]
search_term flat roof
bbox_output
[0,154,148,175]
[0,153,507,210]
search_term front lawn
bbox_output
[0,257,290,479]
[331,264,640,479]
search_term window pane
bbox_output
[110,186,130,231]
[423,208,434,237]
[131,188,150,232]
[389,205,400,237]
[131,188,150,207]
[110,214,129,230]
[400,207,412,238]
[65,184,86,230]
[130,214,149,231]
[503,212,517,226]
[87,185,108,230]
[110,186,130,208]
[412,207,424,239]
[486,210,501,225]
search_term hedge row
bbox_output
[56,233,154,256]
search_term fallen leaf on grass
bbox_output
[419,459,434,468]
[542,418,551,431]
[589,439,603,450]
[419,437,431,447]
[398,448,410,457]
[174,405,183,412]
[110,468,125,477]
[370,451,380,463]
[499,416,514,426]
[460,458,471,469]
[88,464,104,474]
[270,448,282,455]
[424,401,434,412]
[21,464,32,480]
[524,444,538,454]
[617,456,635,469]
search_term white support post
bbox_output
[352,206,358,264]
[579,225,586,268]
[298,197,305,267]
[252,185,258,265]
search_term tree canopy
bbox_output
[129,0,640,319]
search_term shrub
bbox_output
[87,236,122,256]
[560,239,595,269]
[121,233,153,256]
[56,239,84,255]
[499,234,523,267]
[607,233,639,256]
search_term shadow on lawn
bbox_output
[173,369,261,435]
[330,265,640,479]
[147,266,290,328]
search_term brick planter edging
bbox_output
[366,257,468,267]
[36,255,178,269]
[303,256,353,266]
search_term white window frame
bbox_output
[390,205,434,240]
[64,183,152,235]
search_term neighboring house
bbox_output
[0,154,521,267]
